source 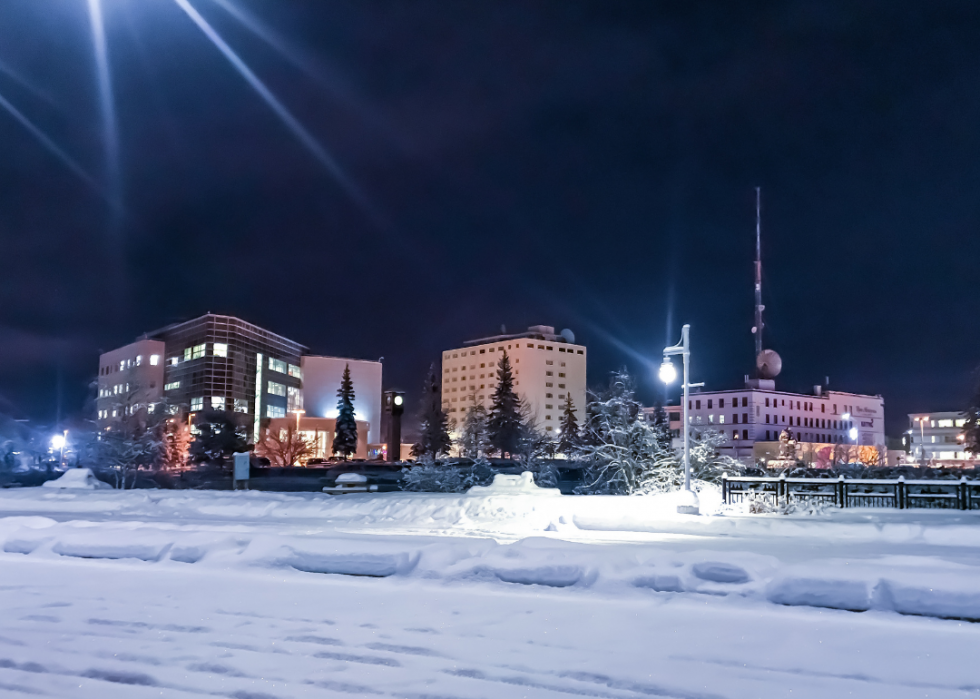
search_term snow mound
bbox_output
[467,472,560,497]
[41,469,111,490]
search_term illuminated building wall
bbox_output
[441,325,587,438]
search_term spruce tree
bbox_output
[411,363,452,460]
[332,364,358,459]
[459,404,491,458]
[965,370,980,456]
[557,393,580,456]
[488,350,522,457]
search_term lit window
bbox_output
[211,397,226,410]
[136,355,143,366]
[184,348,192,361]
[192,344,205,360]
[119,360,125,371]
[266,405,286,418]
[171,357,179,366]
[268,357,287,373]
[719,415,725,424]
[287,386,303,411]
[164,381,180,391]
[288,364,302,379]
[213,343,228,358]
[955,418,966,427]
[112,409,118,418]
[147,403,155,414]
[234,399,248,413]
[150,355,160,366]
[937,419,954,428]
[268,381,286,397]
[190,397,203,412]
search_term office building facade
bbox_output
[645,384,886,467]
[97,315,383,453]
[907,411,975,466]
[441,325,586,436]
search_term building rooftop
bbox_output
[462,325,577,346]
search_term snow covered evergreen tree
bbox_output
[964,370,980,456]
[575,370,677,494]
[332,364,358,459]
[188,409,249,470]
[488,350,522,457]
[411,363,452,460]
[458,404,491,458]
[557,394,580,456]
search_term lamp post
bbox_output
[660,324,703,515]
[914,416,927,464]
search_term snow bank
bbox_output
[467,472,560,497]
[2,513,978,621]
[40,468,111,490]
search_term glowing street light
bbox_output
[661,324,703,515]
[51,430,68,466]
[848,427,858,441]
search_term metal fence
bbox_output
[721,474,980,510]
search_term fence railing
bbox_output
[721,474,980,510]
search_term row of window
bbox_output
[446,345,584,358]
[169,345,302,378]
[100,354,161,375]
[689,396,862,417]
[189,396,250,413]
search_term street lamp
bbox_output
[291,409,306,431]
[661,324,703,515]
[50,430,67,466]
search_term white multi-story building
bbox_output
[645,381,886,467]
[907,411,975,466]
[441,325,586,436]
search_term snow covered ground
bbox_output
[2,479,980,697]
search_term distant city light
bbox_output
[50,434,66,450]
[658,360,677,385]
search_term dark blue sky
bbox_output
[0,0,977,436]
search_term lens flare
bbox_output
[172,0,368,209]
[0,90,100,192]
[87,0,122,212]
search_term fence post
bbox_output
[722,473,728,505]
[778,473,787,504]
[959,477,967,511]
[897,475,906,510]
[837,475,846,508]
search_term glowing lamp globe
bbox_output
[659,360,677,384]
[394,395,403,406]
[50,435,65,450]
[848,427,858,440]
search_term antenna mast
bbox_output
[753,187,764,361]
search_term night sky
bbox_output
[1,1,978,437]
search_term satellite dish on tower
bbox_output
[560,328,575,344]
[756,349,782,379]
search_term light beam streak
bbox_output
[87,0,122,212]
[172,0,368,209]
[0,58,58,107]
[0,89,100,193]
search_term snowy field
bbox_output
[2,475,980,697]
